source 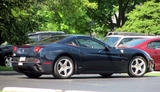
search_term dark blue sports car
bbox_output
[12,35,154,79]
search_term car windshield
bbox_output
[122,39,147,47]
[36,35,68,44]
[103,37,121,47]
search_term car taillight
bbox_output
[32,61,40,63]
[20,45,30,47]
[13,46,17,52]
[34,46,44,53]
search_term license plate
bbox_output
[19,57,26,62]
[18,62,23,66]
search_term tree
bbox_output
[87,0,148,36]
[117,0,160,34]
[0,0,38,45]
[47,0,97,34]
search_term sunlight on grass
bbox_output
[145,73,160,76]
[120,72,160,76]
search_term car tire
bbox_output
[4,56,13,67]
[25,73,42,78]
[128,56,147,77]
[53,56,74,79]
[100,73,113,78]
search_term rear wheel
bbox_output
[53,56,74,79]
[25,73,42,78]
[100,73,113,78]
[4,56,13,67]
[128,56,147,77]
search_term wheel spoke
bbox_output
[139,61,144,67]
[64,60,69,66]
[63,68,68,76]
[66,66,71,70]
[58,68,63,73]
[58,61,63,66]
[131,64,136,68]
[135,59,139,65]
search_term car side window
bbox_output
[77,38,105,49]
[148,41,160,49]
[67,40,79,47]
[118,38,140,46]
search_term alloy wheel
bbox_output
[57,59,73,77]
[53,56,74,79]
[129,56,147,77]
[5,56,13,67]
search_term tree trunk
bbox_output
[117,0,123,27]
[0,31,4,45]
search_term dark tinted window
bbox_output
[77,38,105,49]
[28,35,39,42]
[103,37,120,47]
[122,39,147,47]
[148,41,160,49]
[37,35,68,44]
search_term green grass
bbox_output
[0,66,13,71]
[145,73,160,76]
[0,90,2,92]
[121,72,160,76]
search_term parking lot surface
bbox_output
[0,71,160,92]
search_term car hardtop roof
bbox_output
[67,35,90,38]
[28,31,65,36]
[106,35,156,38]
[145,37,160,41]
[124,37,160,42]
[107,32,155,36]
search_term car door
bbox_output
[147,40,160,70]
[76,37,113,72]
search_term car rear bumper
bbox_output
[12,56,53,74]
[12,62,44,74]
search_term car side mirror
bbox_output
[105,45,110,51]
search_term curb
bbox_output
[2,87,63,92]
[2,87,96,92]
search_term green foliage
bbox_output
[0,66,13,71]
[117,0,160,34]
[0,0,158,45]
[0,0,37,45]
[48,0,98,34]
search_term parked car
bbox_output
[0,31,65,67]
[0,43,13,66]
[103,32,155,47]
[28,31,65,42]
[12,35,154,78]
[119,38,160,71]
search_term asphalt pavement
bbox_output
[0,71,160,92]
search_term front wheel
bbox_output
[53,56,74,79]
[128,56,147,77]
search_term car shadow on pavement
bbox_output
[19,74,159,80]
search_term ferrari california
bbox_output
[12,35,154,78]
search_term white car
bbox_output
[103,32,156,47]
